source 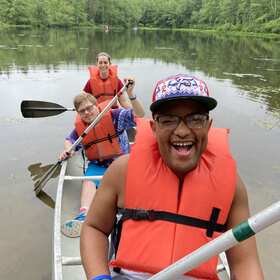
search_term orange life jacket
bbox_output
[75,110,122,161]
[111,119,236,279]
[88,65,119,108]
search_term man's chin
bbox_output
[171,161,197,176]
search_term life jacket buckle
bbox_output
[131,209,156,221]
[146,210,156,221]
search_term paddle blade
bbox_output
[21,100,69,118]
[37,190,55,209]
[34,161,62,196]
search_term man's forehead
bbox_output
[157,100,207,114]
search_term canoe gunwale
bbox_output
[53,160,68,280]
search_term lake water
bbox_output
[0,28,279,279]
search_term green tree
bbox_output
[199,0,221,25]
[0,0,279,33]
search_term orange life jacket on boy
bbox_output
[75,110,122,161]
[111,119,236,279]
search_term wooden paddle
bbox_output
[21,100,75,118]
[33,82,130,196]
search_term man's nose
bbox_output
[174,119,191,136]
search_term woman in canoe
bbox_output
[83,52,137,110]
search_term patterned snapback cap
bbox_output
[150,74,217,112]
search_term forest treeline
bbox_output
[0,0,280,34]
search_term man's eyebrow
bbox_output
[157,111,205,117]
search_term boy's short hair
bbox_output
[73,93,97,111]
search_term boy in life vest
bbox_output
[83,52,140,112]
[80,74,264,280]
[59,87,144,238]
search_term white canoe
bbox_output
[52,152,230,280]
[53,152,87,280]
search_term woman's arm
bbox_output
[118,78,145,117]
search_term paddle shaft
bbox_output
[148,200,280,280]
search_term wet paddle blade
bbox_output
[28,162,58,182]
[21,100,71,118]
[34,161,62,196]
[37,190,55,209]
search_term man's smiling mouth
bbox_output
[171,141,194,152]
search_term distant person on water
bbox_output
[83,52,136,110]
[103,25,109,32]
[59,89,144,238]
[80,74,264,279]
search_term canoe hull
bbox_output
[53,153,86,280]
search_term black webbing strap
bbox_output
[111,217,123,256]
[95,92,115,98]
[83,129,124,150]
[118,207,226,238]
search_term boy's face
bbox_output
[77,101,99,124]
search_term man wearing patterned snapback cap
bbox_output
[81,74,264,280]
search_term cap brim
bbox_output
[150,96,217,113]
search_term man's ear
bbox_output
[150,119,157,136]
[208,118,213,131]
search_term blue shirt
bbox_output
[66,108,135,166]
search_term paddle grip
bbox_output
[127,79,134,87]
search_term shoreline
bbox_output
[1,24,280,39]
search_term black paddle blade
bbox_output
[28,162,61,182]
[37,190,55,209]
[33,161,62,196]
[21,100,70,118]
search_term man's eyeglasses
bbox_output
[78,105,95,115]
[155,113,209,130]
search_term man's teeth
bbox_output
[172,142,193,149]
[173,142,192,146]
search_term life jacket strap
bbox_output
[95,92,115,99]
[118,207,226,238]
[83,129,124,150]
